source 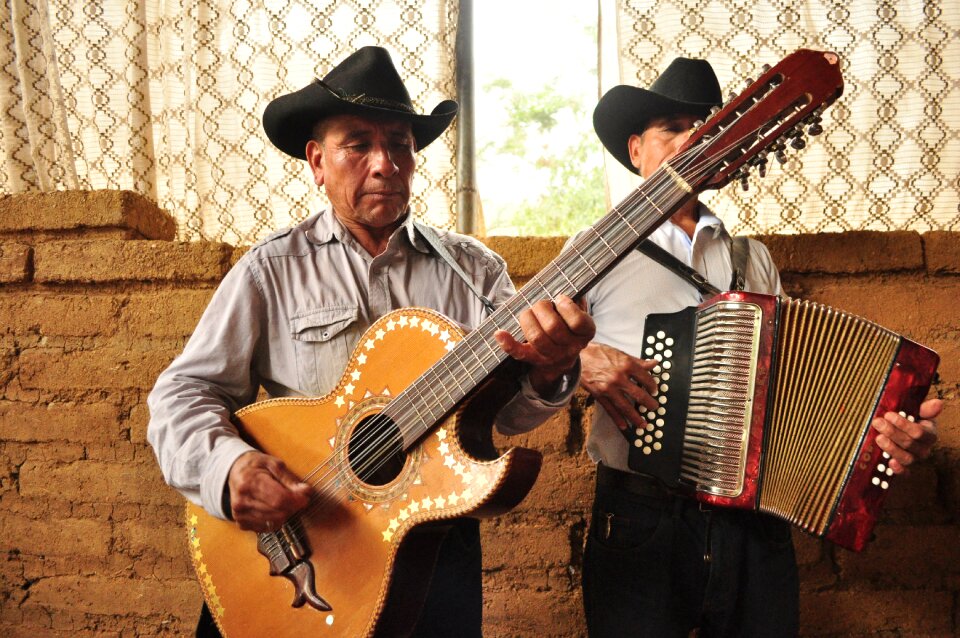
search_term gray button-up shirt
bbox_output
[148,210,574,519]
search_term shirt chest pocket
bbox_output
[290,305,361,397]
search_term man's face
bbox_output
[307,114,416,231]
[628,114,701,179]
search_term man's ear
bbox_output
[305,140,324,187]
[627,133,644,174]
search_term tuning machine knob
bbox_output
[748,154,769,178]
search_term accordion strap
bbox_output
[635,236,750,296]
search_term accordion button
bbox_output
[872,477,881,486]
[646,423,655,432]
[656,331,666,339]
[660,384,669,393]
[907,415,915,422]
[655,430,663,439]
[647,336,655,344]
[664,349,673,358]
[885,468,894,476]
[878,463,886,472]
[882,451,891,460]
[658,396,668,404]
[881,481,889,490]
[655,342,664,351]
[657,407,666,416]
[643,447,652,455]
[898,411,907,417]
[654,366,662,374]
[645,347,654,355]
[654,442,662,451]
[662,372,670,381]
[663,361,672,370]
[634,439,642,448]
[646,411,656,420]
[656,419,664,427]
[644,435,653,443]
[666,337,674,346]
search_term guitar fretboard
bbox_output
[386,174,693,447]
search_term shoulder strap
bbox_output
[729,236,750,292]
[414,221,496,314]
[635,239,721,297]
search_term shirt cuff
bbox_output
[201,436,257,520]
[520,359,580,406]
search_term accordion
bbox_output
[625,291,939,551]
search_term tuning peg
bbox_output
[761,63,771,73]
[775,147,787,164]
[744,77,754,86]
[692,120,704,129]
[709,105,721,116]
[740,174,750,191]
[790,136,806,150]
[755,155,768,178]
[807,122,823,136]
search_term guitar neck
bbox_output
[389,170,694,448]
[388,48,845,449]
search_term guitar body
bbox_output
[185,307,542,637]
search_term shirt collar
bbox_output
[305,209,429,253]
[694,202,727,241]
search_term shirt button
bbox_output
[322,331,330,338]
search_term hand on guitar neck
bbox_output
[494,295,596,396]
[227,294,595,533]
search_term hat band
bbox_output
[316,79,416,114]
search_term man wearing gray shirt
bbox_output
[148,46,594,637]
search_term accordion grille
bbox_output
[758,298,900,535]
[680,302,762,497]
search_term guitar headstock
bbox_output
[672,49,844,193]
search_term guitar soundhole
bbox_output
[348,414,406,486]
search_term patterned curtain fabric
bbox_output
[606,0,960,234]
[0,0,460,244]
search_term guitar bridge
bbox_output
[257,519,332,612]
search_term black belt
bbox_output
[596,463,690,500]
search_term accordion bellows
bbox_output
[625,291,939,551]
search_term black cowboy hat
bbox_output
[593,57,722,172]
[263,46,459,160]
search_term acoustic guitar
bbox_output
[186,49,844,637]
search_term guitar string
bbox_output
[258,159,697,556]
[263,116,776,557]
[264,102,797,554]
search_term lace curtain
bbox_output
[0,0,460,244]
[604,0,960,234]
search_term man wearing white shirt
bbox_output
[577,57,942,637]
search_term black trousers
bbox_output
[197,518,482,638]
[583,466,799,638]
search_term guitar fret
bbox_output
[568,243,599,276]
[589,226,618,256]
[611,205,642,237]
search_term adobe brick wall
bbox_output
[0,191,956,637]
